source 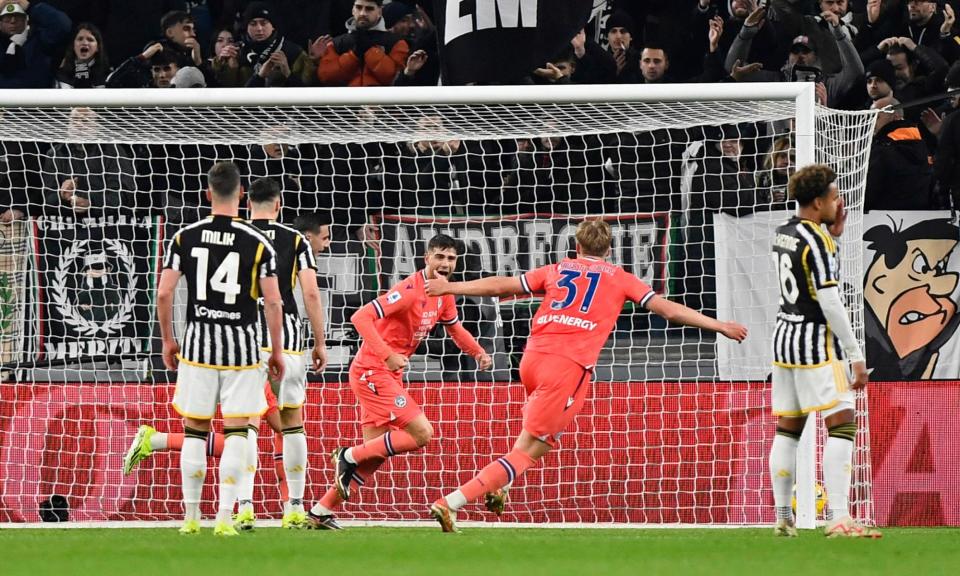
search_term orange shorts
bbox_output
[519,351,592,448]
[349,363,421,429]
[263,381,279,417]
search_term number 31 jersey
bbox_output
[163,215,278,368]
[520,256,655,370]
[771,216,841,367]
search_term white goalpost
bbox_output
[0,84,876,528]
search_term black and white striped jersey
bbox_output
[163,215,277,368]
[249,219,318,354]
[771,216,842,367]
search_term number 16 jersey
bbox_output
[771,216,841,367]
[163,215,278,368]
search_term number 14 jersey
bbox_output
[163,215,278,368]
[520,257,655,370]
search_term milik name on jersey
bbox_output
[536,314,598,330]
[200,229,235,246]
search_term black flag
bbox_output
[434,0,594,85]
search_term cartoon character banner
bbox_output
[715,210,960,381]
[863,212,960,380]
[32,216,162,363]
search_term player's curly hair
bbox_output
[788,164,836,206]
[576,220,612,257]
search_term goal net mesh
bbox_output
[0,95,876,525]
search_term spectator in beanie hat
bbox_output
[866,58,896,104]
[213,1,315,87]
[606,10,640,83]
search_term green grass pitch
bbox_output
[3,527,958,576]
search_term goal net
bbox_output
[0,85,877,526]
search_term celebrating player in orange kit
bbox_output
[424,220,748,531]
[307,233,492,529]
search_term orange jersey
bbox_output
[520,257,655,369]
[353,270,459,370]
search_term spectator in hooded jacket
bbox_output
[388,1,441,86]
[865,96,934,211]
[314,0,409,87]
[0,0,71,88]
[41,107,139,216]
[929,62,960,209]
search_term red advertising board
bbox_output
[0,381,956,526]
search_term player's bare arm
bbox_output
[645,295,748,342]
[426,275,524,298]
[298,268,328,371]
[260,276,286,383]
[157,268,181,370]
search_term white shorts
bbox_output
[262,351,307,409]
[772,361,853,417]
[172,361,268,419]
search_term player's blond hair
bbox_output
[575,220,612,257]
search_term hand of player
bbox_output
[162,339,180,371]
[268,350,286,384]
[384,353,408,372]
[850,360,868,390]
[424,275,451,296]
[720,321,748,342]
[476,352,493,371]
[828,195,846,237]
[312,345,328,372]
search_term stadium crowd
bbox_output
[1,0,959,225]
